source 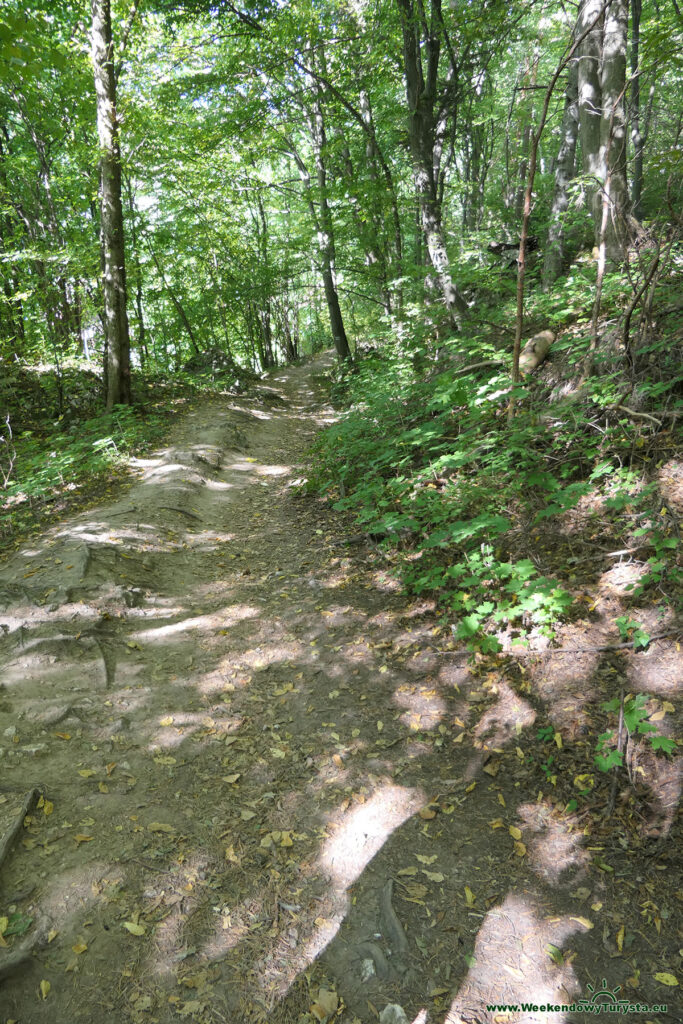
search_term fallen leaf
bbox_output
[398,866,418,876]
[616,924,625,952]
[222,774,241,784]
[419,805,437,820]
[148,822,175,833]
[74,834,93,845]
[225,845,241,865]
[546,943,563,965]
[509,825,522,840]
[123,922,146,936]
[160,716,174,726]
[78,770,95,778]
[423,870,444,882]
[513,841,526,857]
[465,781,476,793]
[497,793,506,807]
[465,886,475,906]
[153,755,176,765]
[416,854,437,865]
[310,988,338,1021]
[43,800,53,816]
[653,972,678,986]
[72,942,87,954]
[40,980,50,1000]
[47,929,58,943]
[489,818,504,829]
[483,762,499,777]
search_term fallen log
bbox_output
[519,329,554,374]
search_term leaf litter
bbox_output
[0,354,679,1023]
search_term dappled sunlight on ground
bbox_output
[320,784,424,890]
[446,894,583,1024]
[0,355,679,1024]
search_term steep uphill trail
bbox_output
[0,355,679,1024]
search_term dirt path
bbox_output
[0,355,679,1024]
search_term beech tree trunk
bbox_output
[396,0,467,323]
[91,0,131,409]
[543,58,579,288]
[630,0,642,221]
[576,0,630,264]
[599,0,629,263]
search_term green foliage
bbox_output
[595,694,677,773]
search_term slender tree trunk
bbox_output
[91,0,131,409]
[396,0,466,323]
[577,0,604,217]
[599,0,629,264]
[543,58,579,288]
[630,0,643,220]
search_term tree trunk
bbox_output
[599,0,629,264]
[577,0,629,263]
[396,0,467,323]
[543,58,579,288]
[577,0,604,214]
[91,0,131,409]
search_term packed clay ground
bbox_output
[0,354,680,1024]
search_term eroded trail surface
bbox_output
[0,356,679,1024]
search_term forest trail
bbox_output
[0,356,679,1024]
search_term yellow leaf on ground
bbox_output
[654,972,678,986]
[280,831,293,847]
[78,770,95,778]
[416,855,437,865]
[398,866,418,876]
[40,980,50,1000]
[222,774,241,784]
[72,942,87,954]
[42,800,53,816]
[148,822,175,833]
[465,886,475,906]
[423,870,444,882]
[616,925,625,952]
[123,922,146,936]
[498,793,506,807]
[465,781,476,793]
[160,716,174,726]
[513,841,526,857]
[74,834,93,844]
[509,825,522,840]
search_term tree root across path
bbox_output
[0,354,679,1024]
[0,787,42,874]
[0,788,45,983]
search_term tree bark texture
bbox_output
[396,0,467,322]
[576,0,630,263]
[543,58,579,288]
[91,0,131,409]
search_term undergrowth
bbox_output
[0,360,248,549]
[310,300,682,654]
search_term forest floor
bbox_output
[0,353,680,1024]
